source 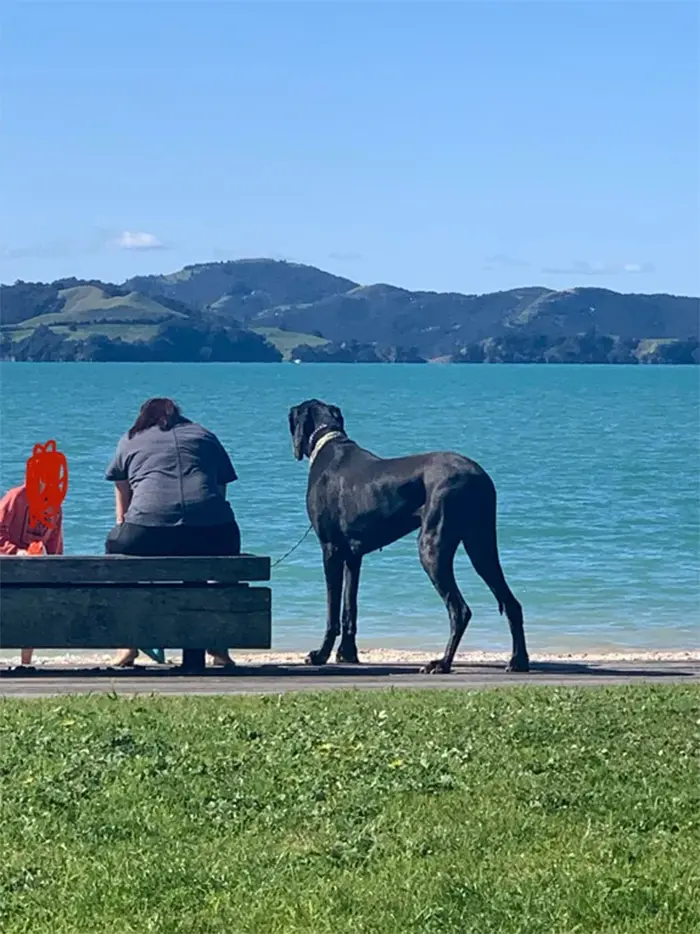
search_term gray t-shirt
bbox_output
[105,421,237,527]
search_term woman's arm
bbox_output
[114,481,132,525]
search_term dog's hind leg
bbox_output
[418,510,472,675]
[336,556,362,664]
[306,545,344,666]
[463,537,529,673]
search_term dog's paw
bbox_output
[505,656,530,673]
[420,658,451,675]
[305,651,328,666]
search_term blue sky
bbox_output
[2,1,698,295]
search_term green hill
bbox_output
[1,281,185,326]
[124,260,700,354]
[0,283,187,350]
[252,284,699,357]
[18,285,186,330]
[59,285,181,322]
[1,259,698,363]
[124,258,357,317]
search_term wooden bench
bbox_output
[0,554,271,672]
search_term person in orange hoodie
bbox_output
[0,484,64,666]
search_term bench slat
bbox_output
[0,585,271,650]
[0,554,271,585]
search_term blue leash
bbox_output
[139,529,315,666]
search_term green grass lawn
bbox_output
[1,686,698,934]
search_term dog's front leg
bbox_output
[336,556,362,664]
[305,545,343,666]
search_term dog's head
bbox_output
[288,399,345,461]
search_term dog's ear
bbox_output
[328,404,344,432]
[289,404,311,461]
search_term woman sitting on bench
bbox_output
[105,397,241,669]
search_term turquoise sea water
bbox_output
[0,363,698,655]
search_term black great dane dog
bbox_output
[288,399,529,674]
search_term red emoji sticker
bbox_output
[25,440,68,530]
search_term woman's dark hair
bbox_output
[128,398,191,439]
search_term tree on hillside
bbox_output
[11,324,74,361]
[0,282,64,325]
[146,320,282,363]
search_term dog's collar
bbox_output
[308,430,345,467]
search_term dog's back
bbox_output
[309,438,494,554]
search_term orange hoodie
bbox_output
[0,485,63,555]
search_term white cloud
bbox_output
[114,230,164,250]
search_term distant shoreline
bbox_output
[1,358,698,366]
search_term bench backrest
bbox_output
[0,554,270,585]
[0,555,272,651]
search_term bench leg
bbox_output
[181,649,206,673]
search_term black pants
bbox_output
[105,520,241,667]
[105,520,241,558]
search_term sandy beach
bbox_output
[2,648,699,669]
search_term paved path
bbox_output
[1,659,698,697]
